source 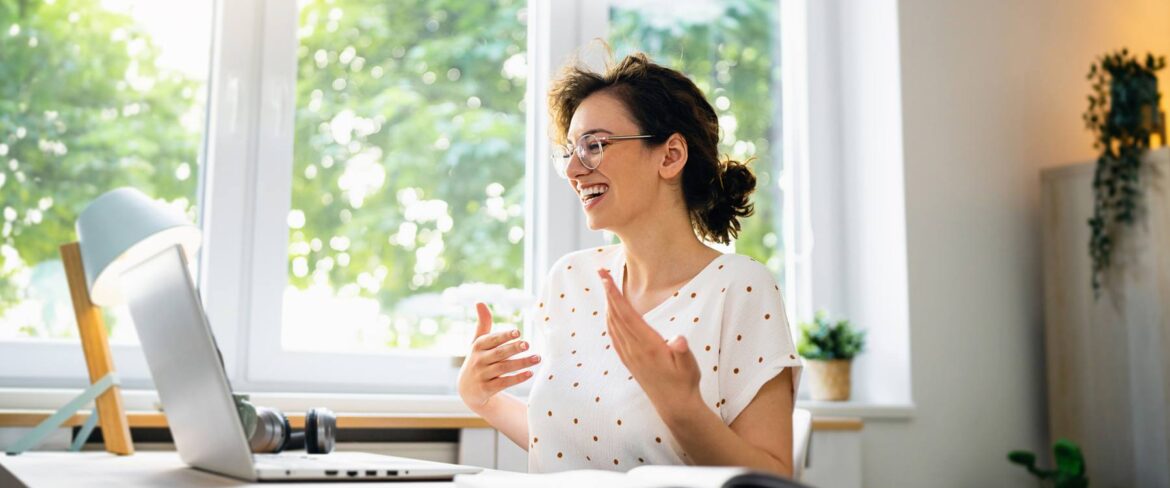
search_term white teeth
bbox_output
[580,185,608,202]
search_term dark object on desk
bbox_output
[234,394,337,454]
[708,470,812,488]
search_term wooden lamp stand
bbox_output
[4,243,134,455]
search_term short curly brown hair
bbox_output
[548,53,755,245]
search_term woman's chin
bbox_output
[583,211,615,232]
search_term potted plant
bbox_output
[1008,438,1089,488]
[797,310,865,401]
[1083,49,1165,295]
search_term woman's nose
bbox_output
[565,152,592,179]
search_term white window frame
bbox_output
[2,0,815,399]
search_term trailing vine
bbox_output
[1083,49,1165,296]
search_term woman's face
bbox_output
[564,92,663,232]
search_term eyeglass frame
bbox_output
[549,133,656,178]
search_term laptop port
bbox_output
[388,470,398,476]
[347,470,358,477]
[365,470,377,476]
[324,470,338,476]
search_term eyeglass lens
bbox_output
[551,134,603,178]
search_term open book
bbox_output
[454,466,809,488]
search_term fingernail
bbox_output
[511,330,520,337]
[532,355,541,362]
[520,342,529,350]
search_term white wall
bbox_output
[860,0,1170,487]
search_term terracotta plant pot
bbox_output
[805,358,852,401]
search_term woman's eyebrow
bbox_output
[568,128,614,141]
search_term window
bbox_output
[1,0,804,397]
[0,0,212,385]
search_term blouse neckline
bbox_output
[613,246,731,319]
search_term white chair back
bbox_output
[792,408,813,480]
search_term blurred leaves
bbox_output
[0,0,202,337]
[796,310,865,360]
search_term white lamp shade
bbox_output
[76,187,202,306]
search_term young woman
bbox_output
[457,53,801,477]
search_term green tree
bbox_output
[286,0,528,349]
[0,0,203,337]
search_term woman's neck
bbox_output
[614,212,720,297]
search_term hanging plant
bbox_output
[1083,49,1165,296]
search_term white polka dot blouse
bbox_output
[524,245,803,472]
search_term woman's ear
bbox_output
[659,133,688,179]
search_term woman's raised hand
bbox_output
[457,302,542,410]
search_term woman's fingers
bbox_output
[598,271,630,352]
[486,370,534,391]
[473,302,492,340]
[486,338,530,362]
[482,355,542,380]
[472,328,520,352]
[598,268,663,348]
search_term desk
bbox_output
[0,410,859,431]
[0,452,496,487]
[0,412,864,487]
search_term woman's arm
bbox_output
[658,368,795,477]
[468,391,530,451]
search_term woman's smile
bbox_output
[581,184,609,211]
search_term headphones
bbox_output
[233,394,337,454]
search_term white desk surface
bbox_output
[0,452,512,487]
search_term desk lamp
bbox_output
[7,188,201,455]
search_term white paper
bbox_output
[454,465,752,488]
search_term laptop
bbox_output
[121,245,484,481]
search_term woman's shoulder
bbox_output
[717,253,781,288]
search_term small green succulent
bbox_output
[796,310,865,360]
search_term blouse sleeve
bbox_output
[716,261,803,424]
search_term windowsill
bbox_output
[797,400,916,420]
[0,387,914,422]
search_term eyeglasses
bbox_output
[550,133,655,179]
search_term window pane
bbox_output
[0,0,211,343]
[608,0,785,290]
[284,0,528,354]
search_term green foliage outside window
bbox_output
[284,0,529,351]
[0,0,203,339]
